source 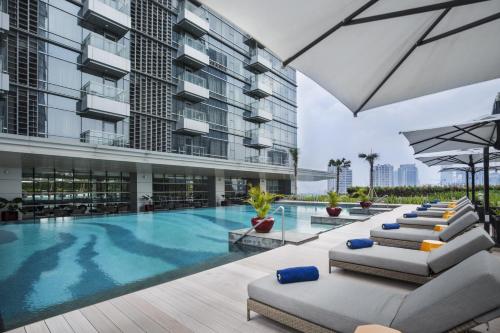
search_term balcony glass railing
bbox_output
[174,144,206,157]
[178,35,207,53]
[99,0,130,15]
[250,74,272,87]
[82,81,129,103]
[178,107,207,122]
[182,1,207,19]
[0,0,6,14]
[177,71,207,88]
[81,130,128,147]
[249,100,272,113]
[245,129,271,139]
[245,156,289,167]
[83,33,129,59]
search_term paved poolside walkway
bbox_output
[6,205,499,333]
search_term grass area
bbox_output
[284,188,500,206]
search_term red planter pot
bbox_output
[360,201,373,209]
[1,211,19,221]
[251,217,275,233]
[326,207,342,217]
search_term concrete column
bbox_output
[0,158,22,201]
[259,178,267,192]
[208,171,225,207]
[130,164,153,212]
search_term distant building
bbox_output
[373,164,394,187]
[440,169,467,186]
[440,169,500,186]
[327,166,353,194]
[398,164,419,186]
[393,170,399,186]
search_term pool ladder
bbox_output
[232,206,285,245]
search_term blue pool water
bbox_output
[0,204,338,330]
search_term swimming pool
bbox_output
[0,203,341,330]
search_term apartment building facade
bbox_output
[373,164,394,187]
[0,0,297,214]
[327,165,352,194]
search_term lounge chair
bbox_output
[426,196,468,207]
[329,227,494,284]
[397,204,474,229]
[416,201,471,217]
[370,211,478,249]
[248,251,500,333]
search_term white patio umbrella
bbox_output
[417,148,500,201]
[401,113,500,155]
[199,0,500,115]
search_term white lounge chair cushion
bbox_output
[248,270,413,332]
[438,211,478,242]
[392,251,500,333]
[370,227,439,242]
[427,228,494,274]
[329,244,430,276]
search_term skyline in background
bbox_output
[297,72,500,194]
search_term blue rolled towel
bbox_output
[416,207,428,211]
[404,212,418,218]
[277,266,319,284]
[430,199,440,204]
[346,238,374,249]
[422,204,432,208]
[382,223,400,230]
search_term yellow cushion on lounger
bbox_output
[355,325,401,333]
[448,203,456,208]
[420,240,446,252]
[433,224,447,232]
[442,211,455,219]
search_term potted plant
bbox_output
[246,185,279,233]
[326,191,342,217]
[354,189,372,209]
[0,197,23,221]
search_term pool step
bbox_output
[228,229,318,249]
[349,207,394,215]
[310,215,369,225]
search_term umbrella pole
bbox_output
[471,167,476,209]
[465,170,470,199]
[483,147,491,234]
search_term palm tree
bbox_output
[289,148,299,194]
[328,158,351,194]
[358,152,379,197]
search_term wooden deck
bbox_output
[6,205,499,333]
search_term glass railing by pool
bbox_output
[0,204,348,330]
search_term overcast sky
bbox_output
[296,73,500,194]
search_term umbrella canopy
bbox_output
[417,148,500,167]
[199,0,500,115]
[401,113,500,154]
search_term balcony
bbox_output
[176,36,209,69]
[80,81,130,121]
[173,144,207,157]
[176,1,209,37]
[176,72,209,102]
[0,0,9,33]
[175,108,209,135]
[244,129,273,149]
[245,75,272,98]
[82,0,131,37]
[82,33,130,78]
[0,55,8,92]
[245,101,272,123]
[245,49,272,73]
[245,156,289,167]
[81,130,128,147]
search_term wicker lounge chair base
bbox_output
[247,298,335,333]
[247,298,479,333]
[329,259,432,285]
[371,237,422,250]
